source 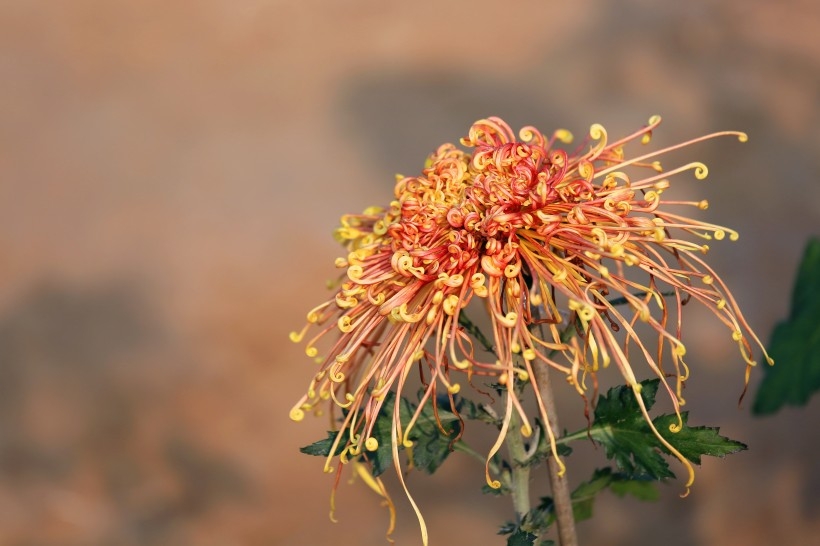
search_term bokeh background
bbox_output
[1,1,819,544]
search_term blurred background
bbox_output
[1,0,819,544]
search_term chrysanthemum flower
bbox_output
[290,115,771,540]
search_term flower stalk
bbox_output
[533,360,578,546]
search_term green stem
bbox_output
[452,439,485,462]
[453,440,501,476]
[454,440,517,496]
[506,406,532,521]
[556,428,593,446]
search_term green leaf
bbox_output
[754,237,820,414]
[456,396,502,426]
[507,529,537,546]
[569,468,616,522]
[458,310,495,354]
[361,391,410,477]
[361,390,463,475]
[571,468,659,522]
[406,395,462,474]
[589,380,673,479]
[581,380,747,479]
[300,389,464,478]
[654,413,747,464]
[608,477,659,501]
[297,393,405,477]
[594,379,660,418]
[531,467,659,528]
[299,431,345,457]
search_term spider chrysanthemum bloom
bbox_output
[290,116,771,539]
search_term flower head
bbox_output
[290,116,771,539]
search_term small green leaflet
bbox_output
[754,237,820,414]
[500,525,553,546]
[506,529,539,546]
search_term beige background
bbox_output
[1,1,819,544]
